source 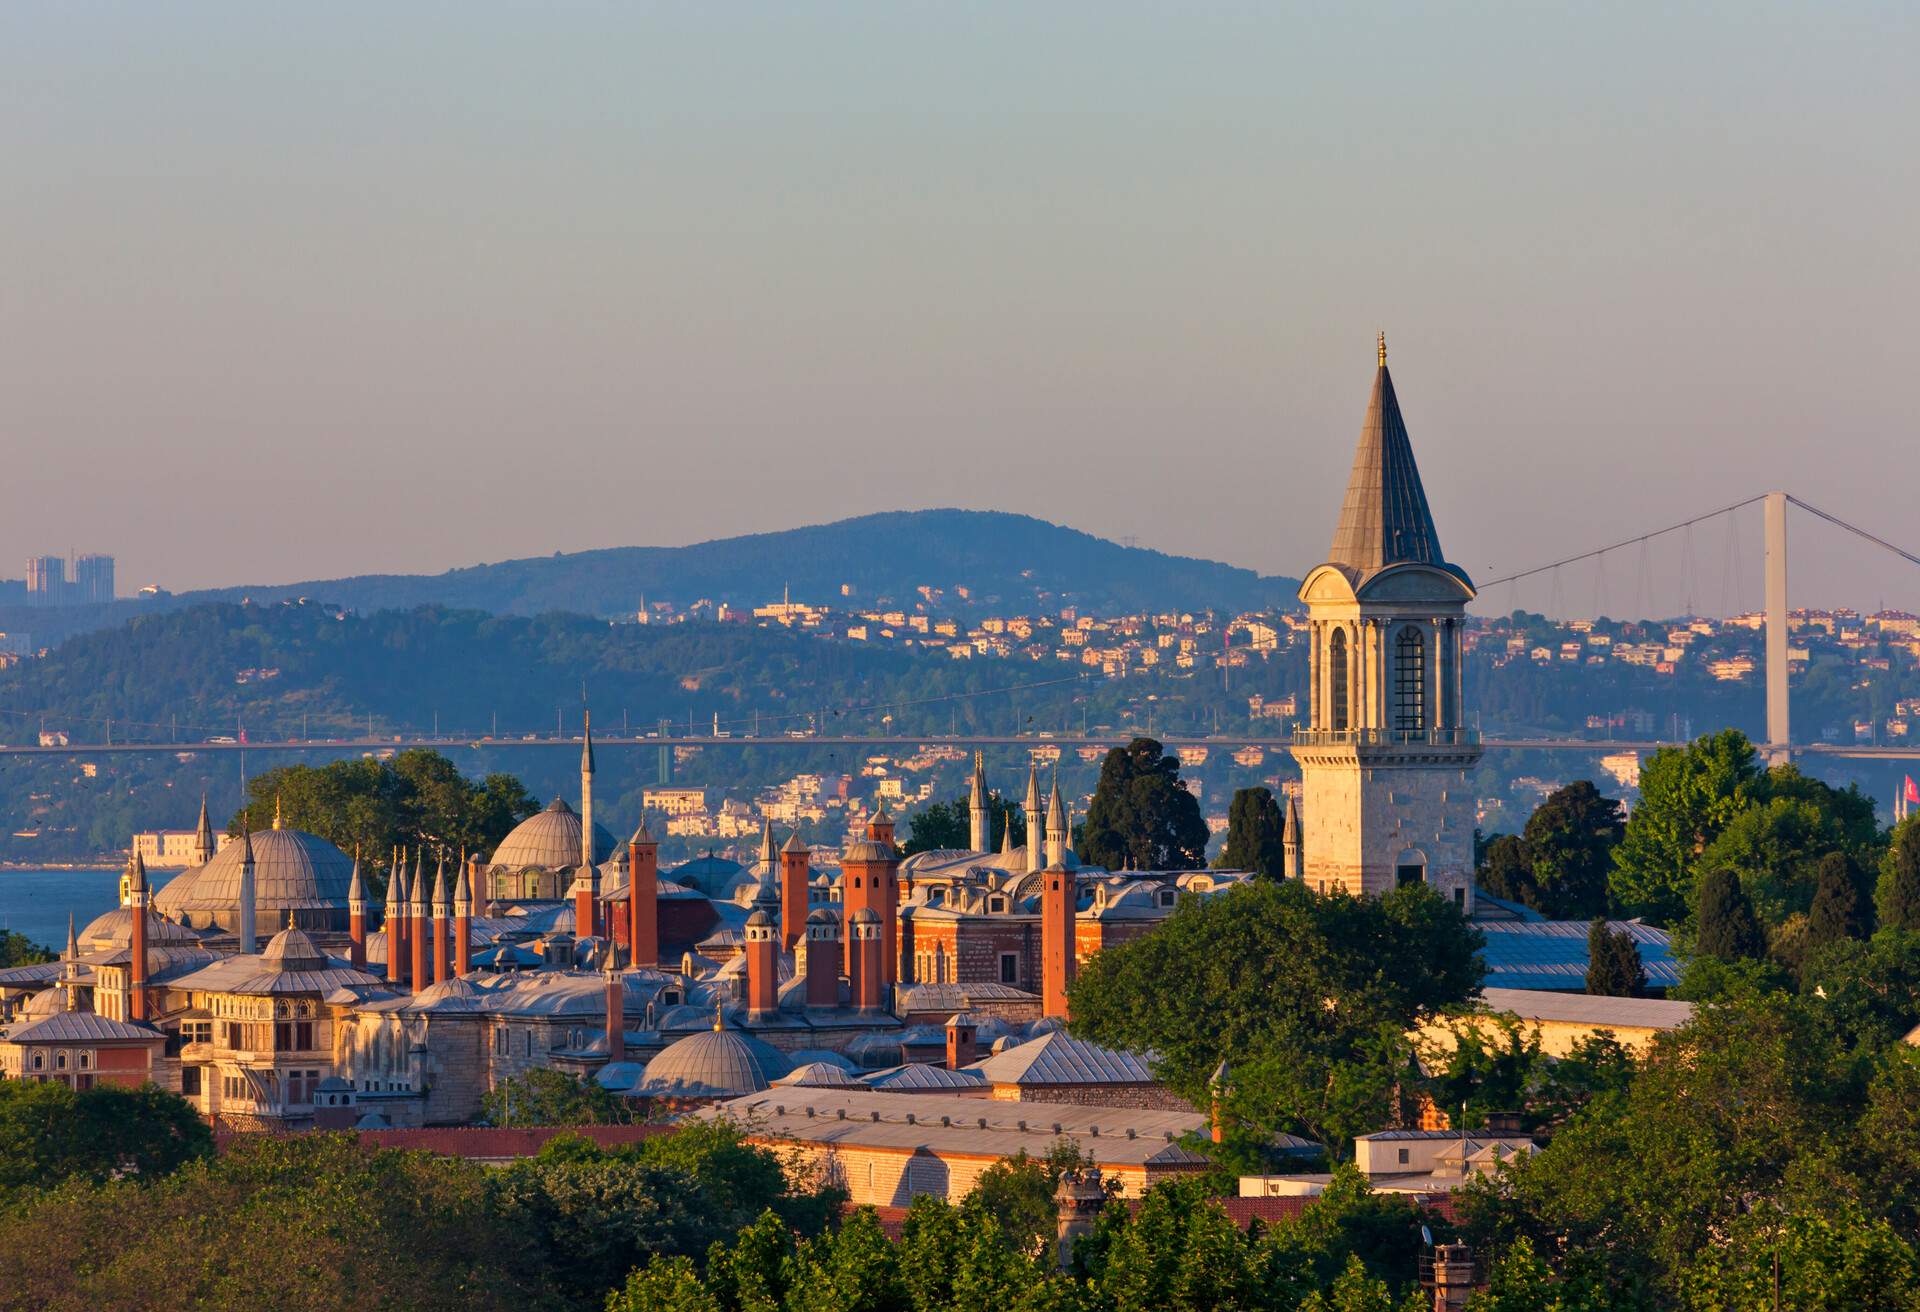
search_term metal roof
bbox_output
[488,797,614,871]
[4,1011,164,1044]
[861,1062,987,1092]
[1478,920,1680,991]
[168,827,356,915]
[707,1087,1212,1168]
[1326,357,1447,577]
[968,1032,1156,1086]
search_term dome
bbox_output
[22,987,70,1018]
[490,798,615,872]
[842,840,895,864]
[638,1022,784,1099]
[774,1061,862,1088]
[152,865,208,920]
[79,906,203,951]
[260,924,329,972]
[174,828,356,931]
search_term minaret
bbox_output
[1282,793,1302,882]
[453,857,474,977]
[1046,772,1068,869]
[431,856,451,986]
[579,712,596,872]
[969,751,990,853]
[128,850,151,1022]
[1023,762,1043,874]
[628,821,658,968]
[237,827,258,953]
[571,855,598,941]
[347,846,367,970]
[409,849,429,991]
[1000,814,1018,865]
[192,794,216,866]
[1291,337,1480,904]
[757,819,777,881]
[779,831,810,950]
[60,913,81,1011]
[384,849,407,986]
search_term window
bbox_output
[30,1053,43,1071]
[182,1066,202,1096]
[1398,1148,1410,1165]
[1454,886,1466,908]
[1396,860,1426,888]
[1328,628,1349,731]
[1158,889,1177,908]
[296,1022,314,1050]
[999,953,1019,985]
[987,895,1006,913]
[1394,626,1426,733]
[77,1052,91,1070]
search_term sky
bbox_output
[4,3,1917,616]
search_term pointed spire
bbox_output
[630,819,654,846]
[1024,762,1040,813]
[194,794,216,864]
[1325,337,1445,575]
[580,710,595,775]
[129,849,148,894]
[453,858,472,913]
[970,750,987,805]
[64,912,77,961]
[237,826,258,953]
[1283,793,1300,842]
[411,849,429,910]
[1047,769,1066,830]
[713,1000,726,1032]
[759,819,777,870]
[347,847,365,906]
[781,829,808,854]
[1000,817,1017,859]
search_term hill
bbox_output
[176,510,1297,618]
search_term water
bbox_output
[0,868,185,951]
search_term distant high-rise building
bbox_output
[24,556,65,606]
[73,554,115,605]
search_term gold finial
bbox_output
[1378,332,1387,367]
[273,796,283,830]
[286,910,295,931]
[713,1000,725,1032]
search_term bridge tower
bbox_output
[1290,336,1481,908]
[1764,490,1790,763]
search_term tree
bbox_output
[0,1080,213,1200]
[1879,818,1920,933]
[0,929,53,968]
[968,1142,1113,1258]
[1477,833,1539,909]
[234,748,536,891]
[1216,786,1288,878]
[1585,919,1645,997]
[1807,851,1873,947]
[1419,1012,1543,1130]
[901,791,1026,856]
[1079,738,1208,871]
[1610,730,1764,924]
[1521,781,1624,920]
[1069,879,1483,1149]
[479,1068,632,1127]
[1694,869,1765,963]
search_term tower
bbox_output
[128,851,150,1021]
[803,908,840,1007]
[1282,793,1302,882]
[969,751,990,853]
[848,908,884,1012]
[409,850,429,991]
[454,857,474,977]
[1045,773,1068,869]
[431,857,451,986]
[840,814,900,986]
[1023,763,1043,874]
[604,954,626,1063]
[1041,860,1075,1020]
[628,822,658,968]
[1290,337,1480,908]
[744,909,779,1020]
[385,850,407,987]
[192,794,217,867]
[779,831,811,949]
[579,713,596,870]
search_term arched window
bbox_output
[1328,628,1349,732]
[1394,626,1426,733]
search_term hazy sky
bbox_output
[4,3,1916,615]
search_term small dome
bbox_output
[260,924,328,971]
[842,840,895,864]
[848,906,880,925]
[774,1061,862,1088]
[746,908,772,928]
[806,907,837,925]
[79,906,201,951]
[22,987,70,1018]
[489,798,615,872]
[638,1022,784,1099]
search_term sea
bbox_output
[0,868,186,951]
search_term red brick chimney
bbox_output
[1209,1060,1231,1145]
[945,1013,978,1070]
[605,962,625,1064]
[779,832,810,949]
[629,823,658,967]
[841,815,900,985]
[745,909,779,1020]
[346,847,367,971]
[385,850,408,988]
[1041,862,1076,1021]
[453,857,475,977]
[572,860,598,941]
[804,909,840,1007]
[431,858,451,987]
[849,908,884,1012]
[127,851,150,1022]
[408,854,429,993]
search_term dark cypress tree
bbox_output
[1080,738,1209,871]
[1585,918,1645,996]
[1695,868,1766,962]
[1880,822,1920,933]
[1217,787,1287,879]
[1807,851,1871,946]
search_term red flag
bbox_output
[1906,775,1919,805]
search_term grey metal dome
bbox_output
[171,827,355,931]
[79,905,202,951]
[638,1021,784,1099]
[489,798,615,871]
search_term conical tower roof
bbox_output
[1326,335,1445,576]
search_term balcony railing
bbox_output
[1290,727,1482,748]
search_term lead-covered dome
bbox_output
[171,828,355,932]
[490,798,615,871]
[637,1020,787,1099]
[79,905,203,952]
